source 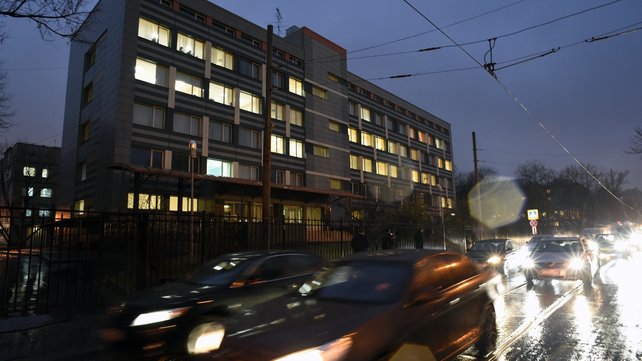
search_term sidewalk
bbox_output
[0,313,111,361]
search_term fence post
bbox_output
[135,213,149,290]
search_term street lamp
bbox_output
[188,140,197,263]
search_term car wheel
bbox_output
[476,304,497,357]
[186,317,226,356]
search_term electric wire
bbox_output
[402,0,639,212]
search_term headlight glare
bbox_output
[487,256,501,264]
[187,321,225,354]
[523,257,535,269]
[130,307,190,327]
[569,258,584,270]
[273,335,352,361]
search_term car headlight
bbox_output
[615,241,628,251]
[487,255,501,264]
[187,321,225,354]
[130,307,191,327]
[522,257,535,269]
[273,335,352,361]
[568,258,584,270]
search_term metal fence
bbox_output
[0,208,472,316]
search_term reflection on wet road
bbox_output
[460,252,642,360]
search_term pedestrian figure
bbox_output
[382,229,396,250]
[351,228,369,253]
[414,228,424,249]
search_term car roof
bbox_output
[538,236,581,242]
[217,250,319,260]
[340,249,452,263]
[477,238,510,242]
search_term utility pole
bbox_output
[262,25,274,249]
[472,131,482,240]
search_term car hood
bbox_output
[466,250,505,259]
[124,281,223,310]
[532,252,577,263]
[224,295,392,356]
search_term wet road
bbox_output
[459,252,642,360]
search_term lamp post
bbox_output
[189,140,197,263]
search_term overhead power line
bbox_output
[402,0,639,213]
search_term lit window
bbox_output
[39,210,51,218]
[375,136,386,151]
[438,157,445,169]
[127,193,162,210]
[271,135,285,154]
[74,199,85,214]
[421,173,430,184]
[211,47,234,70]
[133,103,165,129]
[399,145,408,158]
[173,113,201,136]
[288,76,304,96]
[361,131,373,147]
[350,154,359,170]
[431,174,437,186]
[435,138,445,150]
[376,162,388,176]
[209,81,234,106]
[418,131,427,143]
[41,169,49,178]
[312,86,328,99]
[388,141,397,154]
[26,187,34,197]
[239,91,261,114]
[348,127,358,143]
[411,170,419,183]
[329,121,340,132]
[445,160,453,171]
[138,18,170,47]
[360,107,371,122]
[313,145,329,158]
[40,188,52,198]
[177,33,204,59]
[411,149,419,161]
[289,139,304,158]
[362,158,373,173]
[23,167,36,177]
[409,127,416,139]
[390,165,398,178]
[135,58,168,86]
[289,108,303,126]
[175,71,203,97]
[169,196,198,212]
[330,179,342,190]
[271,102,285,121]
[206,158,232,177]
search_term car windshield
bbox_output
[470,241,505,252]
[534,240,582,254]
[299,261,411,304]
[185,256,251,286]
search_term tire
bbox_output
[476,304,498,357]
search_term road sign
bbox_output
[532,226,538,235]
[527,209,539,220]
[530,220,538,227]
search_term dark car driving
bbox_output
[100,250,324,359]
[201,249,502,361]
[466,238,523,276]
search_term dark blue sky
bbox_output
[2,0,641,189]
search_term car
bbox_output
[100,250,324,359]
[197,249,502,361]
[595,233,633,262]
[522,236,599,286]
[524,234,556,253]
[466,238,524,276]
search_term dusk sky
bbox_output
[1,0,641,190]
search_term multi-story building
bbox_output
[60,0,454,221]
[0,143,60,217]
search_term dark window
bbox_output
[180,5,205,22]
[272,70,284,89]
[213,21,235,36]
[239,58,261,80]
[239,127,260,149]
[241,34,261,48]
[84,45,96,70]
[130,148,150,167]
[209,121,232,143]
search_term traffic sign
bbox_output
[532,226,538,235]
[529,220,538,227]
[527,209,539,220]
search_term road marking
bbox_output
[486,281,583,360]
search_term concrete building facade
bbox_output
[60,0,454,221]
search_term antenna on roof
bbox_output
[275,8,283,36]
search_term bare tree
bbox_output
[514,160,557,186]
[558,163,604,192]
[0,68,11,130]
[0,0,95,40]
[628,126,642,156]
